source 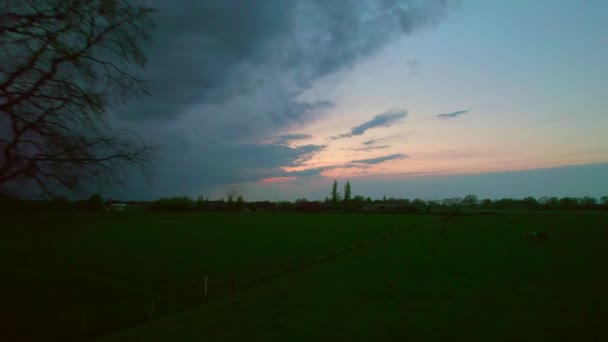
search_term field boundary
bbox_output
[2,221,434,341]
[89,221,431,340]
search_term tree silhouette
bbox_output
[600,196,608,208]
[462,194,479,207]
[236,195,245,210]
[331,179,339,211]
[86,192,103,211]
[227,195,234,210]
[0,0,156,196]
[343,180,351,211]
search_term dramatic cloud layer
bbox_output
[351,153,409,165]
[120,1,450,123]
[331,109,408,140]
[108,0,454,198]
[273,133,313,145]
[436,110,469,119]
[352,109,408,135]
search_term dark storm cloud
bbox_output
[120,0,451,122]
[274,133,313,145]
[351,153,409,164]
[112,0,454,197]
[269,100,335,127]
[206,143,326,172]
[149,142,327,192]
[330,109,408,140]
[281,163,370,178]
[436,110,469,119]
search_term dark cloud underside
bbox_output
[119,1,451,122]
[274,133,313,145]
[331,109,408,140]
[110,0,454,197]
[351,153,409,164]
[352,109,408,135]
[436,110,469,119]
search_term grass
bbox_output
[0,211,425,340]
[1,211,607,341]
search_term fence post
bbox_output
[149,300,156,320]
[76,311,87,341]
[203,275,208,301]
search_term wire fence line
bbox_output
[22,223,429,341]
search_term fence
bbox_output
[48,224,424,341]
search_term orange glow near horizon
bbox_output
[276,146,608,183]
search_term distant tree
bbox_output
[87,192,103,211]
[88,193,102,203]
[558,197,578,210]
[343,180,351,211]
[523,196,538,209]
[353,195,365,203]
[412,198,426,208]
[545,197,559,209]
[495,198,516,209]
[580,196,597,209]
[236,195,245,209]
[427,200,440,208]
[227,195,234,210]
[601,196,608,208]
[195,196,208,210]
[276,200,293,212]
[443,197,462,207]
[331,180,339,211]
[148,196,194,211]
[480,199,493,208]
[462,194,479,207]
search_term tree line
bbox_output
[3,179,606,213]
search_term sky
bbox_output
[106,0,608,201]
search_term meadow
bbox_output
[1,211,607,341]
[0,211,423,340]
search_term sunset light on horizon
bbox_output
[97,0,608,201]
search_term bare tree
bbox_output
[0,0,156,196]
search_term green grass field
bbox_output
[0,212,425,340]
[1,211,607,341]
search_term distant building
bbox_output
[108,203,127,211]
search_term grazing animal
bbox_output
[524,231,548,240]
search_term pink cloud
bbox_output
[260,176,296,184]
